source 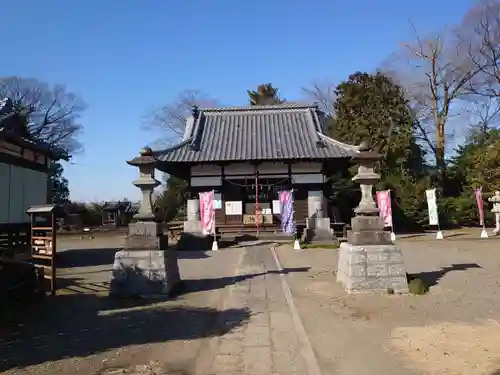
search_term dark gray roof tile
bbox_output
[154,104,357,163]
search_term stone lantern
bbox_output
[336,144,409,294]
[109,146,181,298]
[352,150,381,217]
[489,191,500,235]
[128,147,160,222]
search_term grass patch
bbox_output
[406,273,429,295]
[302,242,339,249]
[285,240,339,249]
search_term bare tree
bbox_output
[0,76,86,154]
[458,0,500,98]
[465,94,500,138]
[144,89,218,147]
[301,81,336,115]
[383,23,480,185]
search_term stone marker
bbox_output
[109,147,181,298]
[489,191,500,235]
[336,145,409,294]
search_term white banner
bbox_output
[426,188,439,226]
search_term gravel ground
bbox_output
[0,236,247,375]
[275,235,500,375]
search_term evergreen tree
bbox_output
[328,71,429,230]
[328,71,425,176]
[47,161,70,204]
[247,83,284,106]
[155,176,188,222]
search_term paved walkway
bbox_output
[203,244,318,375]
[2,239,320,375]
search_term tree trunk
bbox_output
[436,121,446,189]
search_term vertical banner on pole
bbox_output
[199,191,215,236]
[255,178,260,234]
[279,190,296,234]
[376,189,396,241]
[426,188,443,239]
[475,187,488,238]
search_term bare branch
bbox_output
[383,22,480,180]
[0,76,85,154]
[143,89,218,148]
[301,81,336,115]
[464,95,500,138]
[457,0,500,97]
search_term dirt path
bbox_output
[1,238,247,375]
[275,238,500,375]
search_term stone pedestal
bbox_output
[307,191,326,218]
[183,220,201,233]
[109,147,181,298]
[184,199,202,234]
[303,217,338,244]
[303,191,338,244]
[337,242,409,294]
[489,191,500,235]
[178,198,211,250]
[347,216,392,245]
[336,147,408,294]
[110,223,181,298]
[187,199,200,221]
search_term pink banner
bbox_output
[475,187,485,226]
[199,191,215,235]
[376,190,393,228]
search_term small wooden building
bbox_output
[124,202,140,223]
[0,98,65,258]
[101,201,128,227]
[152,103,358,235]
[101,201,141,227]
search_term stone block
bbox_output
[128,221,162,237]
[315,217,331,230]
[109,248,181,298]
[348,230,392,245]
[351,216,385,232]
[336,242,408,294]
[183,220,201,233]
[123,234,168,250]
[303,228,339,245]
[109,249,180,297]
[306,217,331,230]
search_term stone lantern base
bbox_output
[336,216,409,294]
[109,222,181,298]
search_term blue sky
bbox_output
[1,0,475,202]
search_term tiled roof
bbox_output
[102,201,127,211]
[154,103,358,163]
[0,98,67,160]
[124,202,140,213]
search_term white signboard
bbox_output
[272,200,281,214]
[225,201,242,215]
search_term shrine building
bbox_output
[0,98,66,258]
[151,103,359,236]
